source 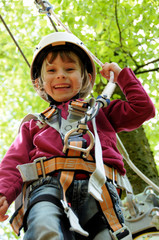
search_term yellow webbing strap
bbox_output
[59,171,75,203]
[40,106,56,120]
[10,183,27,235]
[67,140,82,157]
[70,99,88,109]
[35,156,117,184]
[99,183,123,233]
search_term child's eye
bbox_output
[48,69,55,72]
[66,68,74,71]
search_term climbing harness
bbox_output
[10,97,132,239]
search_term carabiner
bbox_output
[63,124,94,158]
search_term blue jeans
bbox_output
[23,176,124,240]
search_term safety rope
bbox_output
[116,135,159,193]
[0,15,30,68]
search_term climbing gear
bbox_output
[30,31,96,101]
[35,0,58,32]
[10,96,132,239]
[122,186,159,238]
[11,155,131,237]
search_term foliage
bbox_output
[0,0,159,238]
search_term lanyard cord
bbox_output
[0,14,30,68]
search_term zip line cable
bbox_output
[0,15,30,68]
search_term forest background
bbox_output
[0,0,159,239]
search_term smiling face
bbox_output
[41,52,84,102]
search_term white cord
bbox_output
[117,135,159,193]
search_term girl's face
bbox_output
[43,52,83,102]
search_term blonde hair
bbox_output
[36,50,92,101]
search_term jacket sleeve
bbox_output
[0,121,34,205]
[103,68,155,132]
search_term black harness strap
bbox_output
[23,194,62,232]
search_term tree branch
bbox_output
[134,58,159,74]
[128,52,140,67]
[114,0,122,47]
[134,58,159,72]
[134,67,159,75]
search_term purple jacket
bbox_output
[0,68,155,205]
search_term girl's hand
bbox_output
[0,194,9,222]
[100,62,122,83]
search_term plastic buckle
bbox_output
[110,224,132,240]
[34,157,47,178]
[60,200,89,236]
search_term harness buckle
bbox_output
[17,157,47,182]
[34,157,47,178]
[110,224,132,240]
[17,162,39,182]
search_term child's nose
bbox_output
[56,70,66,79]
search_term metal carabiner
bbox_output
[63,124,94,158]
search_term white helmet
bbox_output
[30,32,96,101]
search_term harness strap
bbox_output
[100,183,123,232]
[59,171,89,236]
[67,139,85,157]
[17,156,118,183]
[59,171,75,203]
[100,183,132,239]
[40,106,56,120]
[59,140,89,236]
[10,183,27,236]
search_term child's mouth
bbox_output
[54,84,70,89]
